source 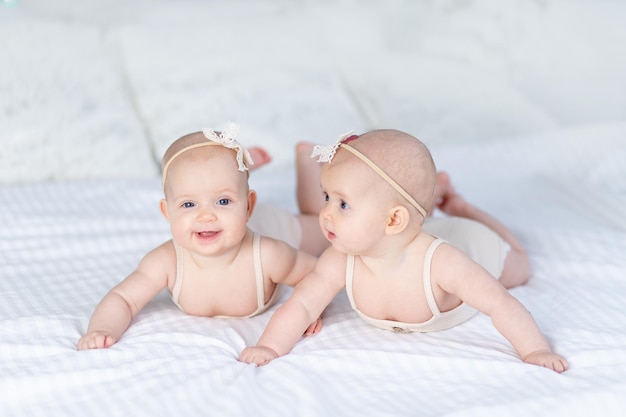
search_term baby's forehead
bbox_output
[188,143,239,161]
[166,148,246,185]
[161,132,206,168]
[321,153,380,183]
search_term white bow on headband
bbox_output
[310,130,355,163]
[202,121,254,172]
[309,129,428,218]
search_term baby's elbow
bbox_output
[109,290,139,317]
[288,298,317,327]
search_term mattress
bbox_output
[2,125,625,416]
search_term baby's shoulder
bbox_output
[133,240,177,284]
[426,238,467,261]
[409,233,466,268]
[317,246,349,271]
[154,239,176,253]
[257,234,298,256]
[143,240,176,264]
[427,238,478,282]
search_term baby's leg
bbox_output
[296,142,325,215]
[297,214,328,257]
[295,142,329,256]
[435,172,531,288]
[249,143,328,257]
[431,172,466,216]
[248,146,272,170]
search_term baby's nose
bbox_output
[320,204,333,221]
[197,207,216,222]
[320,204,329,218]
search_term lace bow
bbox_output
[202,121,254,171]
[311,130,354,163]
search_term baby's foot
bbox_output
[296,141,324,215]
[248,146,272,171]
[296,141,315,159]
[295,142,320,173]
[434,172,469,217]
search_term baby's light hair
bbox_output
[314,129,436,218]
[161,122,253,190]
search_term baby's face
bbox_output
[162,150,252,256]
[318,152,391,256]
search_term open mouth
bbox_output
[196,231,219,240]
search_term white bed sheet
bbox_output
[1,125,626,417]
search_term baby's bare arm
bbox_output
[77,243,172,350]
[238,294,315,365]
[488,294,568,372]
[239,248,345,365]
[434,244,568,372]
[77,290,135,350]
[262,237,317,287]
[260,238,323,336]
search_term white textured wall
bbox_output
[1,0,625,184]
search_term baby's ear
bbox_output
[385,206,410,235]
[159,199,169,222]
[247,189,257,218]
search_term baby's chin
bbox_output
[329,239,354,255]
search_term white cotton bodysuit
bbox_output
[170,232,277,318]
[345,216,510,333]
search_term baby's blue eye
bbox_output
[324,193,329,202]
[218,198,230,206]
[182,202,195,208]
[340,201,349,210]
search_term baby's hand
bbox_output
[77,331,117,351]
[524,350,569,373]
[304,317,323,336]
[238,346,279,366]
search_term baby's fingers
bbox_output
[304,317,323,336]
[239,346,279,366]
[548,357,569,373]
[77,332,116,350]
[525,351,568,373]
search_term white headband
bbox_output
[311,131,428,218]
[161,121,253,189]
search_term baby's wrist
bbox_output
[522,349,552,362]
[258,346,279,358]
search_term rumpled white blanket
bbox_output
[1,124,625,417]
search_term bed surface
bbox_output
[1,1,626,416]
